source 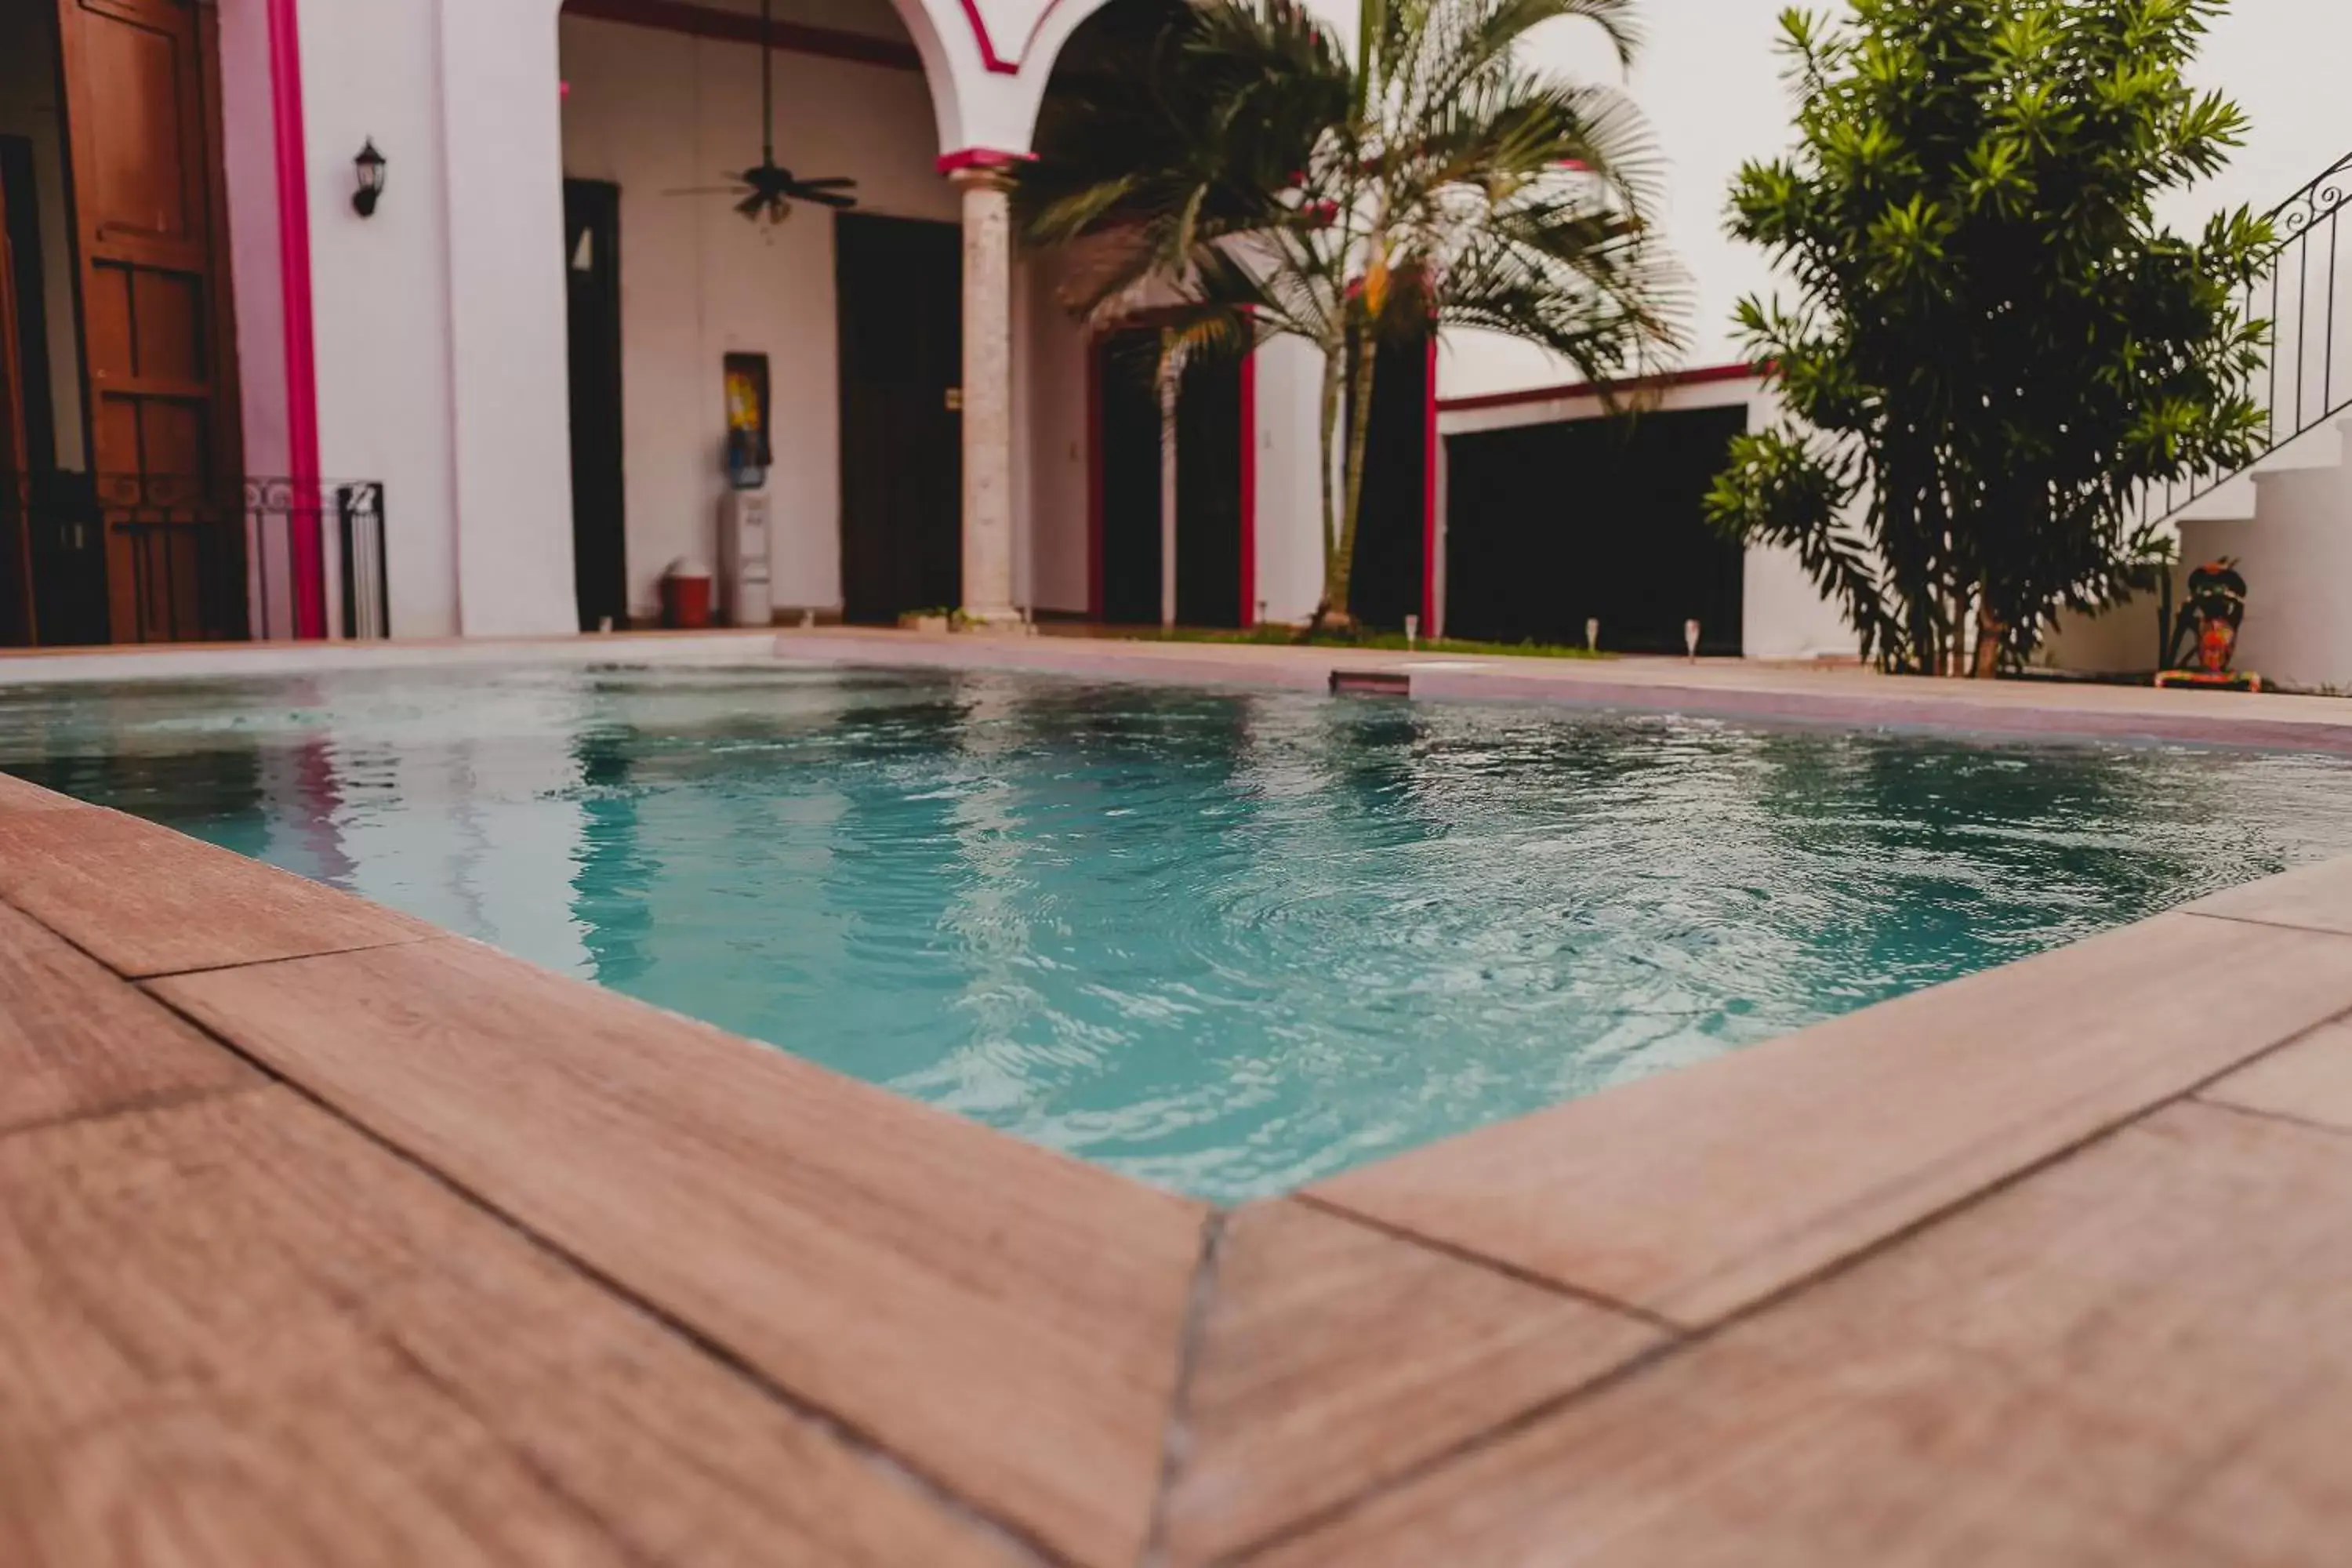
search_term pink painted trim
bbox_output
[1238,339,1256,627]
[1421,336,1438,634]
[949,0,1076,74]
[267,0,325,640]
[935,147,1033,175]
[1437,360,1763,415]
[953,0,1016,71]
[561,0,923,72]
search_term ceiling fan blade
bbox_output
[663,185,746,197]
[794,176,857,190]
[794,190,858,209]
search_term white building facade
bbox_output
[2,0,2347,671]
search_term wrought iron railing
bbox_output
[2140,147,2352,525]
[238,476,390,641]
[0,472,388,647]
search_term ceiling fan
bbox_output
[665,0,858,224]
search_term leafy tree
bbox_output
[1708,0,2274,676]
[1021,0,1684,631]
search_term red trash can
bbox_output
[659,558,713,629]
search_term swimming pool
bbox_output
[7,659,2352,1200]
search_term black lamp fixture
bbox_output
[351,139,387,217]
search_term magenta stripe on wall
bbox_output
[267,0,324,639]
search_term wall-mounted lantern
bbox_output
[352,139,387,217]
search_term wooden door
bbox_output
[836,213,960,623]
[564,180,628,631]
[55,0,241,642]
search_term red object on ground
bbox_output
[660,570,713,629]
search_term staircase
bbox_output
[2120,150,2352,690]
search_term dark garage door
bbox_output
[1445,404,1747,654]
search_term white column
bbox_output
[437,0,576,637]
[951,165,1018,625]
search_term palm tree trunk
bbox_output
[1316,338,1344,601]
[1971,593,2003,679]
[1322,337,1380,632]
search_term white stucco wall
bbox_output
[1251,335,1329,625]
[1018,253,1093,614]
[440,0,579,637]
[2172,453,2352,692]
[285,0,577,638]
[560,11,957,620]
[214,0,289,487]
[297,0,463,636]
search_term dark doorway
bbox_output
[1,136,56,481]
[1445,404,1748,654]
[837,212,961,622]
[1090,328,1249,627]
[1348,336,1430,631]
[563,178,627,631]
[1174,350,1244,628]
[0,136,35,646]
[1094,328,1160,624]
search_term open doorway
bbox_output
[564,177,628,631]
[1347,336,1431,632]
[1446,403,1748,653]
[1174,349,1244,627]
[836,211,961,622]
[1093,327,1159,623]
[1090,325,1250,628]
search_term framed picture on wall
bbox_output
[723,351,771,488]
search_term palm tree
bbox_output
[1021,0,1686,632]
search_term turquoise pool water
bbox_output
[7,661,2352,1200]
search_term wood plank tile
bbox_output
[0,773,86,816]
[1162,1200,1663,1566]
[1312,912,2352,1326]
[2202,1018,2352,1134]
[0,902,255,1135]
[0,809,433,978]
[1251,1104,2352,1567]
[0,1087,1031,1568]
[2187,855,2352,935]
[149,937,1207,1568]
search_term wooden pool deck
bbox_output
[7,637,2352,1563]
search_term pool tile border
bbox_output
[0,1083,1040,1568]
[1244,1099,2352,1566]
[1307,909,2352,1328]
[0,807,437,978]
[8,644,2352,1562]
[145,931,1208,1568]
[765,626,2352,754]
